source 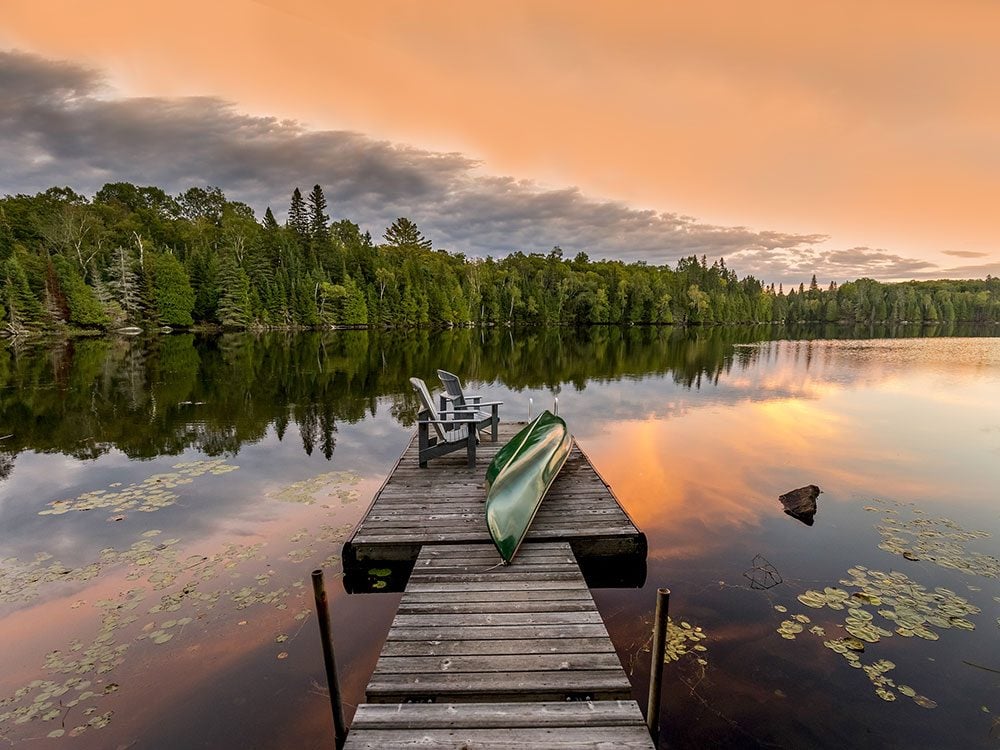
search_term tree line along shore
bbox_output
[2,183,998,335]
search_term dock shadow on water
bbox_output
[1,326,999,748]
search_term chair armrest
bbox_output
[418,416,481,424]
[459,400,502,407]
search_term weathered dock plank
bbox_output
[365,542,631,703]
[342,422,646,566]
[345,725,655,750]
[350,700,646,729]
[344,542,653,749]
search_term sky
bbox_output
[1,0,998,285]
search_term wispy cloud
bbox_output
[941,249,989,259]
[726,245,939,284]
[913,261,1000,280]
[0,49,948,285]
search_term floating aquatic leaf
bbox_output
[276,652,289,660]
[773,605,787,613]
[275,634,288,643]
[913,695,938,709]
[797,591,826,609]
[368,568,391,578]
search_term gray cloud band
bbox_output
[2,49,979,284]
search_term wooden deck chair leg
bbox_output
[490,404,499,442]
[418,421,430,468]
[466,425,476,467]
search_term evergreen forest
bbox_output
[2,183,999,334]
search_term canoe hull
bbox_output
[485,411,572,564]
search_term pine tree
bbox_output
[307,185,329,241]
[0,210,14,262]
[287,188,308,237]
[3,256,44,332]
[263,207,279,231]
[150,252,195,327]
[383,218,432,250]
[216,258,251,328]
[50,256,107,327]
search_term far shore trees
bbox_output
[1,182,999,334]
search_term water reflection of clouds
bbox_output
[539,341,1000,568]
[0,414,412,570]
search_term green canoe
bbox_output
[485,410,573,564]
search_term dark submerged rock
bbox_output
[779,484,821,526]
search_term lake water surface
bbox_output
[1,326,998,748]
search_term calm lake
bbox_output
[1,326,998,748]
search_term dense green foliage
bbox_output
[2,184,999,334]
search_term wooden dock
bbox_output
[343,422,647,566]
[344,542,654,749]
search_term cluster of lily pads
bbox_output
[1,470,362,741]
[267,471,360,505]
[631,615,710,679]
[38,459,239,517]
[0,676,115,738]
[865,499,998,579]
[1,553,101,604]
[286,523,353,568]
[771,496,998,711]
[664,618,709,666]
[777,563,981,707]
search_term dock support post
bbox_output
[312,569,348,749]
[646,587,671,743]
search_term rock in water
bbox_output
[779,484,821,525]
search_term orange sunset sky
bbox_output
[2,0,998,284]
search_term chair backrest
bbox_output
[437,369,466,408]
[409,377,447,442]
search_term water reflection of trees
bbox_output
[0,322,989,461]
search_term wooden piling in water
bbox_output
[312,569,347,750]
[646,587,671,743]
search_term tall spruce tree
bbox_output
[3,255,44,332]
[287,188,308,237]
[307,185,329,241]
[263,207,279,231]
[216,258,251,328]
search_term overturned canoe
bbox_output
[485,410,573,564]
